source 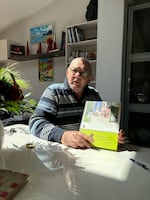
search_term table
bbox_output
[0,124,150,200]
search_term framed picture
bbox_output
[39,58,53,81]
[30,24,53,44]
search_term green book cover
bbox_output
[80,101,121,151]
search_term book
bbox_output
[60,31,66,52]
[0,169,29,200]
[48,49,59,53]
[80,101,121,151]
[74,27,85,42]
[67,28,73,43]
[70,27,76,43]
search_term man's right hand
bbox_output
[61,131,93,149]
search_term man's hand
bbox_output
[118,129,126,144]
[61,129,126,149]
[61,131,93,148]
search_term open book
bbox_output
[80,101,121,151]
[0,169,28,200]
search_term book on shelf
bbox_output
[70,27,76,43]
[48,48,59,53]
[67,28,73,43]
[80,101,121,151]
[60,31,66,52]
[0,169,29,200]
[74,27,85,42]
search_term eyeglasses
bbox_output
[70,68,90,77]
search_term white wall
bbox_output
[0,0,90,100]
[97,0,124,102]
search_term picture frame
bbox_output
[38,58,53,81]
[30,24,53,44]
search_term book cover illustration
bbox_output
[80,101,121,151]
[0,169,29,200]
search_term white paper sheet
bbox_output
[67,148,136,181]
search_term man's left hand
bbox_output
[118,129,126,144]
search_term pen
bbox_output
[130,158,149,170]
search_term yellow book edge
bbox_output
[80,128,118,151]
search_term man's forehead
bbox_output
[72,59,83,65]
[71,64,86,69]
[71,60,88,70]
[68,58,92,73]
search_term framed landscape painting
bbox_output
[30,24,53,44]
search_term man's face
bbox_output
[66,58,92,95]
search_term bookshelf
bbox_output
[66,20,97,87]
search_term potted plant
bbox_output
[0,63,37,121]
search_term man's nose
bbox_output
[74,71,81,76]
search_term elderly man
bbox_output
[29,57,125,148]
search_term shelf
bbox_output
[67,39,97,47]
[67,20,97,30]
[8,49,65,61]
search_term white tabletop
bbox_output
[1,124,150,200]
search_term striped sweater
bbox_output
[29,78,101,143]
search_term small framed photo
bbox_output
[39,58,53,81]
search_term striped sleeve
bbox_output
[29,85,65,142]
